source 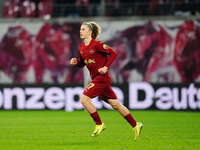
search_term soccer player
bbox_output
[70,22,143,140]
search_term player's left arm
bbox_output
[97,42,117,67]
[96,41,117,74]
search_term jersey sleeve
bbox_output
[96,41,117,68]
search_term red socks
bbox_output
[90,111,102,125]
[124,113,137,127]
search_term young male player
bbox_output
[70,21,143,140]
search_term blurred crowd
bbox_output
[3,0,200,18]
[3,0,53,18]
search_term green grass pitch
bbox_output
[0,110,199,150]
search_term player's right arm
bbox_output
[70,51,85,67]
[70,58,78,65]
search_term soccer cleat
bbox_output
[91,123,106,137]
[133,122,143,140]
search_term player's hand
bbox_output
[98,66,108,74]
[70,58,77,65]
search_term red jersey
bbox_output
[77,38,117,80]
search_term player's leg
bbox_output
[107,99,143,140]
[107,99,136,126]
[80,94,106,136]
[100,86,136,124]
[81,80,108,136]
[100,84,143,140]
[80,94,96,114]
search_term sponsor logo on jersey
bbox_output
[89,50,95,54]
[84,59,95,64]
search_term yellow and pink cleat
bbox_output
[91,123,106,137]
[133,122,143,140]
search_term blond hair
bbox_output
[82,22,101,39]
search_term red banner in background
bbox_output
[0,20,200,83]
[108,20,200,83]
[0,22,83,83]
